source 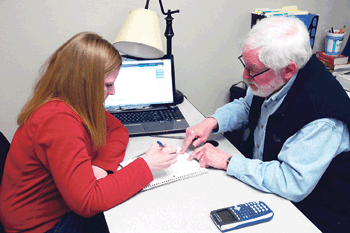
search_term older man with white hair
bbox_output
[180,16,350,232]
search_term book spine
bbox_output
[316,53,335,65]
[318,58,335,69]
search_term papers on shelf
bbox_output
[254,6,309,17]
[332,67,350,76]
[336,73,350,91]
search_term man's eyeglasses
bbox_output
[238,55,270,80]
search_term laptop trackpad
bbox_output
[143,122,174,132]
[126,124,146,134]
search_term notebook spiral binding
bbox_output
[142,169,208,191]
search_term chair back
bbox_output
[0,132,10,184]
[0,132,10,233]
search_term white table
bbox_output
[104,98,321,233]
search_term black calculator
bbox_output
[210,201,274,232]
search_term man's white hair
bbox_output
[243,16,313,72]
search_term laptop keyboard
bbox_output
[112,108,184,125]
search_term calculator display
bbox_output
[216,209,238,223]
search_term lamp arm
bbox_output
[158,0,179,15]
[145,0,179,15]
[145,0,150,9]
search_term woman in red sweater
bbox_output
[0,32,177,232]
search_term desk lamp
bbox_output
[114,0,184,103]
[113,0,180,58]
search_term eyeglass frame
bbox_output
[238,55,271,80]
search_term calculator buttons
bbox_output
[229,208,242,221]
[234,202,271,220]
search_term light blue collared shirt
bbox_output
[252,71,298,160]
[212,73,350,202]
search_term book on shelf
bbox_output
[316,51,349,66]
[319,60,350,70]
[331,68,350,76]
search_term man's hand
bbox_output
[179,117,218,154]
[187,143,231,170]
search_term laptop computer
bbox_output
[105,54,190,137]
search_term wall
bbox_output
[1,0,349,141]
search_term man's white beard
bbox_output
[249,75,287,98]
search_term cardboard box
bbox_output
[251,12,319,48]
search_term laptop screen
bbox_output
[105,55,175,110]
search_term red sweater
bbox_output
[0,101,153,232]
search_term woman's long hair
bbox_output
[17,32,122,148]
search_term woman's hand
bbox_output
[142,142,178,172]
[92,165,108,180]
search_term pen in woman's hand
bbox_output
[157,141,165,147]
[157,141,178,155]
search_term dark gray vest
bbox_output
[244,55,350,232]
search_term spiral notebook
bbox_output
[120,148,208,191]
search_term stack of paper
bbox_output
[336,73,350,91]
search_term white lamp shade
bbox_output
[114,8,164,59]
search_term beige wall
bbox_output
[1,0,349,141]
